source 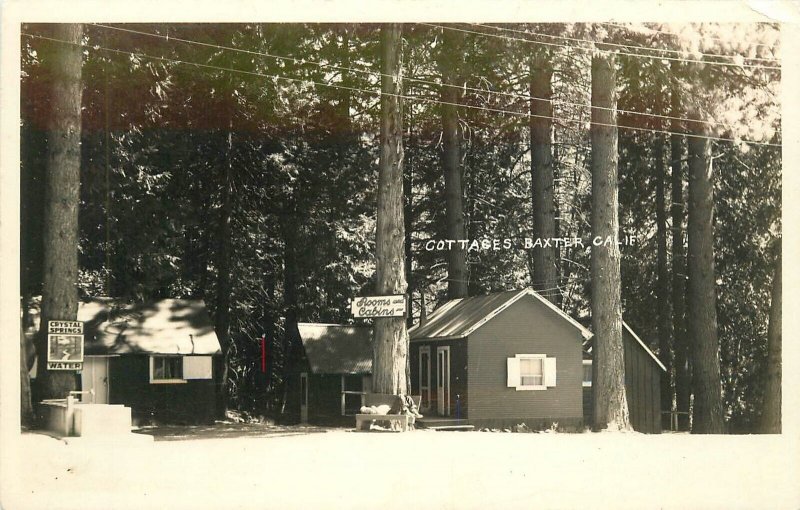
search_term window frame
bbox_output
[582,360,593,387]
[149,355,186,384]
[418,346,431,410]
[515,354,548,391]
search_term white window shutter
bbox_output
[544,357,557,387]
[507,357,520,388]
[184,356,213,379]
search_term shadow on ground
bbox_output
[133,422,334,441]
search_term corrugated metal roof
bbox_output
[78,298,221,355]
[410,288,593,340]
[298,323,373,374]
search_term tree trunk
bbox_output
[590,50,630,431]
[404,43,415,328]
[215,118,234,413]
[530,51,559,305]
[654,133,674,426]
[281,197,300,411]
[373,24,408,395]
[670,64,691,431]
[687,116,725,434]
[759,239,781,433]
[36,24,83,402]
[21,328,34,426]
[439,28,468,299]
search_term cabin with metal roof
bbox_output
[409,288,591,430]
[290,323,373,425]
[66,298,222,425]
[582,322,667,434]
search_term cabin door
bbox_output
[436,346,450,416]
[81,356,109,404]
[300,372,309,423]
[419,346,431,411]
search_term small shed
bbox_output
[290,323,373,425]
[582,322,667,433]
[409,288,591,430]
[76,298,222,425]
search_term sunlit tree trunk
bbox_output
[670,63,691,431]
[215,116,234,413]
[654,132,674,428]
[373,24,408,394]
[530,50,559,305]
[759,239,781,433]
[36,23,83,402]
[590,50,630,431]
[439,28,468,299]
[687,116,725,434]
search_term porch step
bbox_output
[426,424,475,431]
[416,418,474,431]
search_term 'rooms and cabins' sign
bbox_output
[350,295,406,318]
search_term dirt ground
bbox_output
[134,422,333,441]
[2,428,798,510]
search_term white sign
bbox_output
[351,295,406,318]
[47,320,84,370]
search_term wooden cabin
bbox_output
[409,289,591,430]
[582,322,667,433]
[289,323,372,425]
[74,298,222,425]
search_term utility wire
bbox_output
[22,32,782,148]
[90,23,752,130]
[602,21,777,51]
[474,22,780,64]
[424,23,781,71]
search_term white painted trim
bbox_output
[582,359,593,387]
[413,288,593,341]
[418,346,431,411]
[520,289,594,340]
[149,355,186,384]
[436,346,451,416]
[456,290,529,339]
[513,354,548,391]
[622,322,668,372]
[409,335,468,342]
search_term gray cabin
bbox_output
[409,288,591,430]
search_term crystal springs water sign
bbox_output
[47,320,84,370]
[350,295,406,318]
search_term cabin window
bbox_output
[520,357,544,387]
[507,354,556,390]
[582,360,592,387]
[150,356,185,383]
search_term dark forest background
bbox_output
[20,23,781,432]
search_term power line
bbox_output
[22,32,781,148]
[474,22,780,64]
[90,23,747,131]
[602,21,777,51]
[424,23,781,71]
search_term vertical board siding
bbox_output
[467,297,583,422]
[621,330,662,434]
[581,331,663,433]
